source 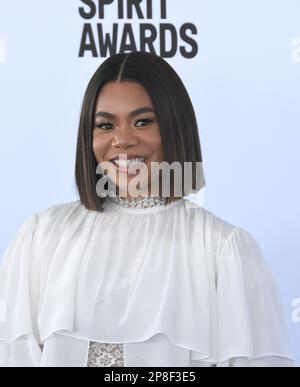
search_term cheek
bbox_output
[142,130,164,158]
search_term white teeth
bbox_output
[114,158,145,167]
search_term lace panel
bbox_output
[87,342,124,367]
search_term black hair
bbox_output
[75,51,205,211]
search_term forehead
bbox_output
[95,81,153,110]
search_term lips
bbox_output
[109,155,147,162]
[109,156,148,174]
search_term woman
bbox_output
[0,51,294,367]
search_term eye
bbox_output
[135,118,153,127]
[95,122,113,130]
[94,118,154,131]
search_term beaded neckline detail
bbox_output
[107,195,167,209]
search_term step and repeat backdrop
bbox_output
[0,0,299,365]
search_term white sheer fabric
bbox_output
[0,198,294,367]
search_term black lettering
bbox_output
[128,0,144,19]
[119,23,138,52]
[79,0,96,19]
[97,23,119,56]
[146,0,153,19]
[140,24,157,52]
[79,24,98,57]
[180,23,198,58]
[118,0,125,19]
[98,0,114,19]
[160,23,177,58]
[161,0,167,19]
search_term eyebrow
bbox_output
[95,107,156,119]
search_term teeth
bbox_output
[114,158,145,167]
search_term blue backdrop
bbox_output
[0,0,299,365]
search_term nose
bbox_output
[111,127,138,149]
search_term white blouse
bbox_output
[0,197,294,367]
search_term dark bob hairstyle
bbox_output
[75,51,205,212]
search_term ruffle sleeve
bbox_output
[0,214,42,367]
[214,226,294,366]
[0,200,295,367]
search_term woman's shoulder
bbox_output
[194,206,278,303]
[187,201,261,260]
[186,201,237,252]
[0,201,84,274]
[7,200,87,246]
[31,199,90,235]
[36,199,83,218]
[201,206,266,271]
[9,200,84,243]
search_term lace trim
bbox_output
[87,342,124,367]
[107,195,167,209]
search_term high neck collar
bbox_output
[102,195,185,214]
[108,195,167,209]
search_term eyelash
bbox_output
[95,118,154,130]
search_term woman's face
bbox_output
[92,81,164,197]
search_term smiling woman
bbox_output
[0,51,294,367]
[92,82,165,198]
[75,51,204,210]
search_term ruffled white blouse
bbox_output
[0,197,294,367]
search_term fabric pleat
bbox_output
[0,198,294,367]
